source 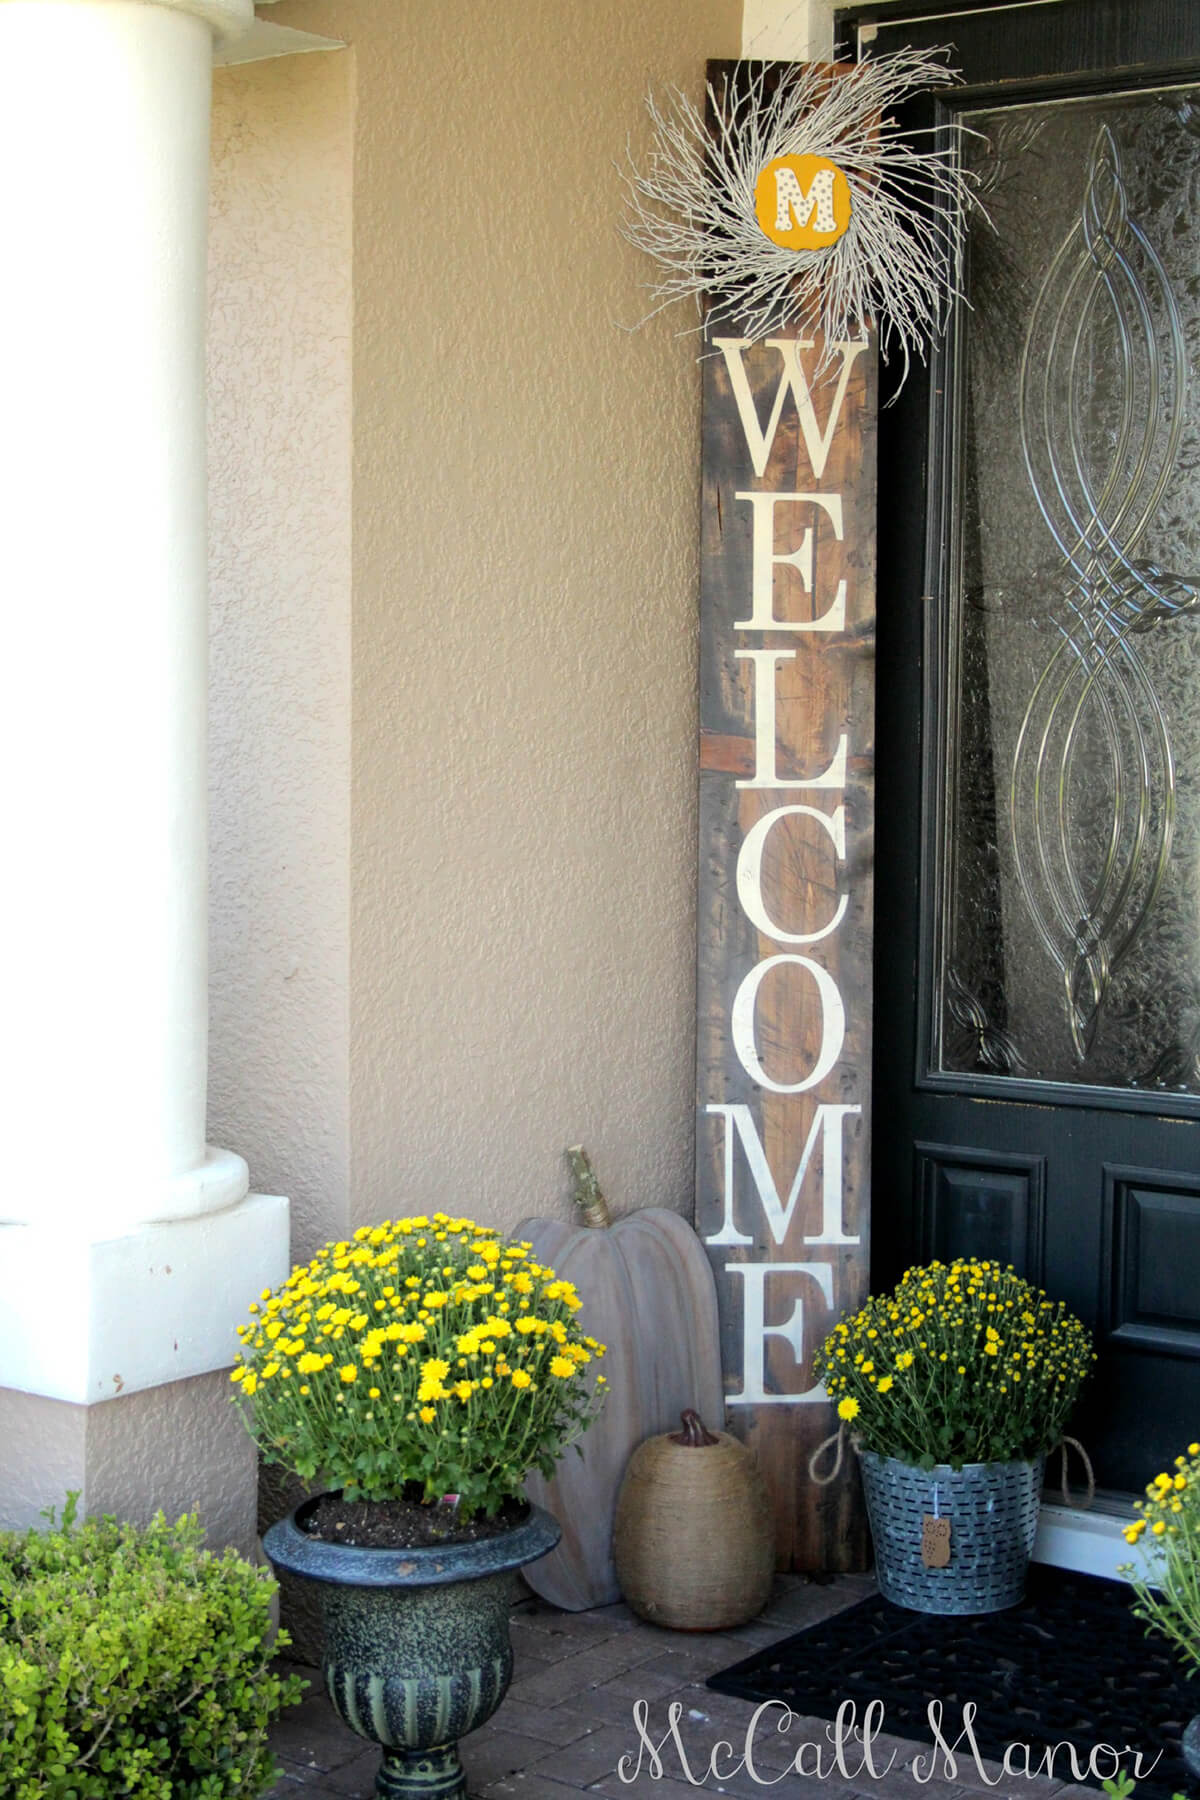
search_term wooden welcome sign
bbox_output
[694,297,877,1571]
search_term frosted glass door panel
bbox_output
[937,88,1200,1094]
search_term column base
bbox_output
[0,1368,260,1554]
[0,1193,289,1404]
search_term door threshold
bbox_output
[1033,1489,1136,1582]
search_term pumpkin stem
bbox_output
[566,1145,612,1229]
[670,1409,719,1448]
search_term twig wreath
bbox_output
[620,49,979,383]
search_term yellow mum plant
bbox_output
[812,1258,1094,1470]
[230,1214,606,1518]
[1122,1441,1200,1675]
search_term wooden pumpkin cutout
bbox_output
[515,1149,724,1611]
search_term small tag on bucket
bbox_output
[922,1514,951,1568]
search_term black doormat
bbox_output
[707,1567,1198,1799]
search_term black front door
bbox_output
[841,0,1200,1490]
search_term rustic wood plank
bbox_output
[694,69,876,1572]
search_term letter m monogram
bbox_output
[775,165,837,235]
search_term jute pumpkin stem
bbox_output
[670,1409,719,1448]
[566,1145,612,1230]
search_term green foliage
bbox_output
[1121,1440,1200,1679]
[231,1213,607,1516]
[0,1500,304,1799]
[813,1259,1095,1469]
[1101,1779,1186,1800]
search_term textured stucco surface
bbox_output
[0,1391,87,1531]
[207,50,353,1268]
[0,1372,257,1556]
[258,0,741,1245]
[85,1370,259,1556]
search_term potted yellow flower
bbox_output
[1122,1442,1200,1780]
[231,1214,606,1800]
[813,1258,1093,1616]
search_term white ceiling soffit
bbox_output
[214,16,344,65]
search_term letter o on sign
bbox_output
[731,954,846,1094]
[754,154,852,251]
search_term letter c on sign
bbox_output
[736,804,847,946]
[731,954,846,1094]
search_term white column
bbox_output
[0,0,253,1236]
[0,0,289,1425]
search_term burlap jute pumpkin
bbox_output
[613,1411,775,1631]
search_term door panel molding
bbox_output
[914,1141,1046,1279]
[1101,1165,1200,1360]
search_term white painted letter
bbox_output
[774,165,837,235]
[735,649,847,790]
[705,1102,861,1247]
[712,336,870,481]
[737,804,847,946]
[734,492,846,633]
[725,1261,833,1404]
[731,955,845,1094]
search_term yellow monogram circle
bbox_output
[753,154,852,251]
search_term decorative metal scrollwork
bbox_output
[946,968,1025,1074]
[1011,125,1200,1062]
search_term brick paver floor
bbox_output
[265,1573,1100,1800]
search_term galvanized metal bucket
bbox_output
[857,1449,1045,1615]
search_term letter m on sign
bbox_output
[774,165,837,235]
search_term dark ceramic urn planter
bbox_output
[1183,1715,1200,1782]
[263,1499,561,1800]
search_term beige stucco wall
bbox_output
[0,1374,258,1556]
[209,0,741,1269]
[277,0,740,1246]
[208,50,354,1266]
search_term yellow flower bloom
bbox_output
[419,1406,436,1423]
[837,1396,860,1421]
[549,1355,574,1379]
[340,1365,358,1383]
[510,1369,533,1389]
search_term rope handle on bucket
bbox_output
[806,1426,1095,1507]
[1055,1435,1096,1511]
[808,1423,846,1487]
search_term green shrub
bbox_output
[0,1498,304,1799]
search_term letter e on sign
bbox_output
[754,155,852,251]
